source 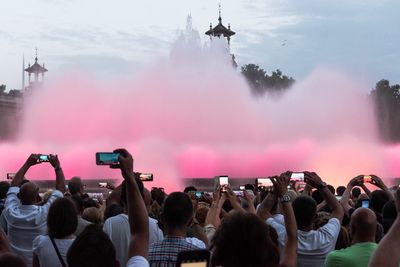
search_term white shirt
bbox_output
[267,217,341,267]
[127,256,149,267]
[33,235,74,267]
[103,214,163,266]
[1,187,63,266]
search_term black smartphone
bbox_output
[39,154,50,162]
[7,173,16,180]
[96,152,120,165]
[139,173,153,182]
[176,249,210,267]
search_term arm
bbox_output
[243,190,256,214]
[256,192,276,221]
[32,253,40,267]
[305,172,344,223]
[49,154,65,193]
[369,188,400,267]
[0,227,10,253]
[340,176,363,217]
[271,173,297,267]
[360,183,371,197]
[225,187,245,212]
[301,184,312,196]
[11,154,39,187]
[371,175,393,200]
[114,149,149,259]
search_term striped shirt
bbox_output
[149,236,200,267]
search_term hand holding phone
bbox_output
[363,175,372,183]
[7,173,16,180]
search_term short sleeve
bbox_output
[266,218,287,245]
[319,218,341,240]
[185,237,206,249]
[127,256,149,267]
[32,235,46,255]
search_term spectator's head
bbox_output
[336,186,346,196]
[151,187,166,206]
[195,206,210,227]
[0,181,10,199]
[67,225,118,267]
[183,186,197,193]
[68,177,84,196]
[311,190,323,204]
[293,195,317,230]
[82,207,102,225]
[48,198,78,239]
[120,179,144,209]
[161,192,193,232]
[351,187,361,199]
[211,213,279,267]
[370,190,391,215]
[244,184,255,192]
[104,203,124,221]
[18,182,39,205]
[350,207,377,242]
[327,185,335,195]
[0,252,27,267]
[382,200,397,233]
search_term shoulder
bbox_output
[318,218,341,235]
[33,235,49,252]
[185,237,206,249]
[127,256,149,267]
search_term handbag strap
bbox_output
[50,237,67,267]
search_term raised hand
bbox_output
[304,171,324,189]
[271,173,290,197]
[370,175,387,189]
[348,175,364,187]
[111,148,134,178]
[25,154,40,167]
[48,154,61,169]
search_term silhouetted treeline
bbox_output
[371,79,400,142]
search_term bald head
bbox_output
[350,208,377,243]
[19,182,39,205]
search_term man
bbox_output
[325,207,377,267]
[0,181,10,215]
[68,176,84,196]
[0,154,65,266]
[103,174,163,266]
[266,172,344,267]
[148,192,203,267]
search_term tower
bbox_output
[205,4,237,68]
[24,48,48,89]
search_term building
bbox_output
[205,4,237,68]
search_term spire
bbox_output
[22,54,25,90]
[35,47,38,62]
[218,3,222,24]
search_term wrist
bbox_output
[317,181,327,190]
[54,166,62,171]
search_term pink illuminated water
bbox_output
[1,20,400,191]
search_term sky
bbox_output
[0,0,399,90]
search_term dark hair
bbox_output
[211,212,279,267]
[104,203,124,221]
[67,224,116,267]
[151,187,166,206]
[382,200,397,233]
[163,192,193,229]
[120,179,144,208]
[184,186,197,193]
[311,190,323,205]
[0,252,27,267]
[0,181,10,199]
[370,190,391,214]
[47,198,78,238]
[68,177,83,195]
[327,185,335,195]
[336,186,346,196]
[352,187,361,199]
[293,196,317,229]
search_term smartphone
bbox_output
[239,185,245,190]
[96,152,120,165]
[176,249,210,267]
[195,191,203,199]
[364,175,372,183]
[233,190,244,197]
[256,178,273,188]
[39,154,50,162]
[7,173,16,180]
[139,173,153,182]
[362,199,370,208]
[291,172,304,181]
[99,182,107,188]
[218,176,229,186]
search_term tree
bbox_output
[241,64,295,96]
[371,79,400,142]
[0,85,6,95]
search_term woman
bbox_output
[33,197,78,267]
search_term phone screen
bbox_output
[39,155,49,162]
[257,178,272,187]
[291,172,304,181]
[239,185,245,190]
[364,175,372,183]
[99,182,107,188]
[140,173,153,181]
[362,200,370,208]
[219,176,229,186]
[96,152,120,165]
[7,173,16,180]
[181,262,207,267]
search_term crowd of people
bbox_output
[1,149,400,267]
